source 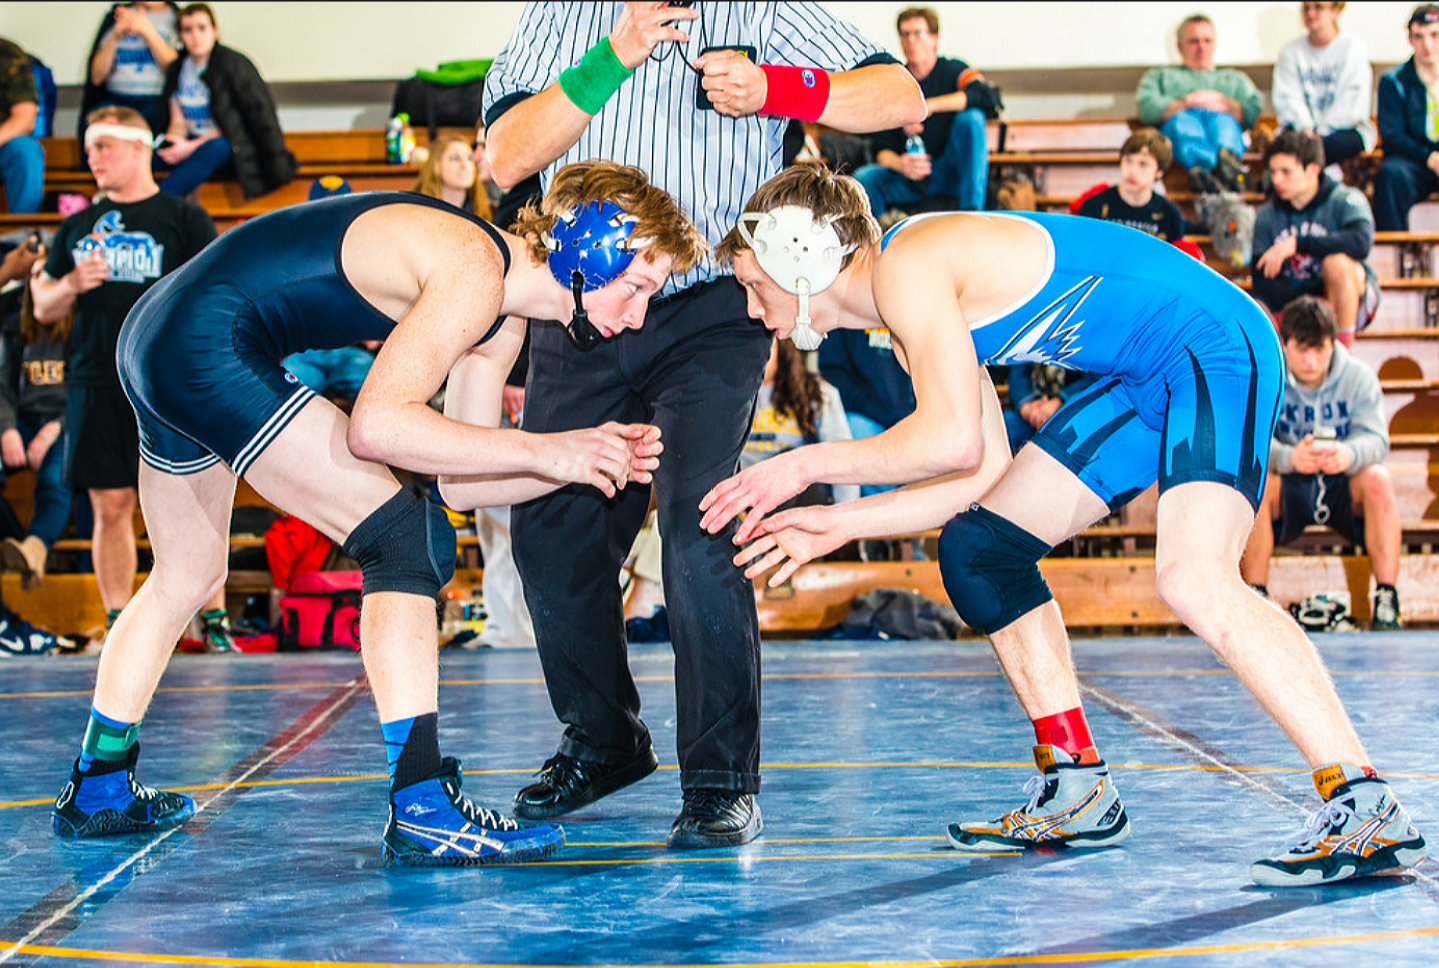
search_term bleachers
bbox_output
[1,116,1435,637]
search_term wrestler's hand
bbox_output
[543,423,646,498]
[699,450,809,543]
[696,49,766,117]
[618,422,663,485]
[734,506,848,587]
[610,1,696,69]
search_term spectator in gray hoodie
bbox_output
[1240,296,1402,630]
[1252,129,1377,346]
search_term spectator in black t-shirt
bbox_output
[30,106,225,650]
[853,7,995,215]
[1077,127,1186,242]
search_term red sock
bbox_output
[1033,707,1097,762]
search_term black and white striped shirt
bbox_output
[485,2,890,295]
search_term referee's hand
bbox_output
[695,50,766,118]
[610,1,696,70]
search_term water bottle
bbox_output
[385,115,404,165]
[398,114,416,165]
[905,133,925,155]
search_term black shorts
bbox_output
[1274,472,1361,545]
[65,382,141,491]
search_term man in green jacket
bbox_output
[1136,13,1263,193]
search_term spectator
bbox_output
[414,133,492,219]
[1001,363,1101,458]
[853,6,996,216]
[1076,127,1186,242]
[0,239,74,593]
[156,3,296,200]
[0,39,43,215]
[1272,2,1375,170]
[1252,129,1377,347]
[1374,5,1439,231]
[1136,13,1263,194]
[81,2,180,140]
[1241,296,1402,630]
[29,107,228,651]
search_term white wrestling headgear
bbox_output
[736,205,855,351]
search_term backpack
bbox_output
[390,59,491,139]
[278,571,363,650]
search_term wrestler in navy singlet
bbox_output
[880,211,1285,510]
[117,192,509,477]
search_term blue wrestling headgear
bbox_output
[544,201,644,350]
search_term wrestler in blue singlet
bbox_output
[117,192,508,478]
[880,211,1284,510]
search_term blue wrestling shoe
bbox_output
[383,757,565,866]
[946,745,1130,851]
[53,745,196,838]
[1251,765,1426,887]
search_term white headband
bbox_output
[84,123,154,149]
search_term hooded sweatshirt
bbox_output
[1270,341,1388,476]
[1250,174,1376,314]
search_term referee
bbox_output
[485,1,923,847]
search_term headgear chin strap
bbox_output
[737,205,853,350]
[544,200,647,350]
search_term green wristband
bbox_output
[558,37,634,115]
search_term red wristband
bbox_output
[758,64,830,122]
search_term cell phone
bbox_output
[26,232,41,253]
[695,45,757,110]
[1312,426,1337,450]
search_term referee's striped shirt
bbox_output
[485,2,893,297]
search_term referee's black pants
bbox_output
[513,279,772,794]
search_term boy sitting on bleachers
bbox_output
[1240,295,1402,630]
[1076,127,1185,242]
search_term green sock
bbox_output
[79,707,138,774]
[105,609,121,629]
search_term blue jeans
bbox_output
[854,107,989,215]
[284,346,376,399]
[157,137,233,197]
[0,136,44,214]
[1,415,74,545]
[1160,109,1245,172]
[1373,154,1439,231]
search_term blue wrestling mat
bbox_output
[1,634,1436,966]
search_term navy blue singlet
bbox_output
[117,192,509,477]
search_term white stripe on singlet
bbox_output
[485,2,887,297]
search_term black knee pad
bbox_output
[342,489,456,598]
[938,504,1054,635]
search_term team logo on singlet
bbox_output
[72,211,165,284]
[989,275,1100,368]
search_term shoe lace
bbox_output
[534,753,586,794]
[1299,797,1356,848]
[682,789,737,818]
[443,777,521,831]
[1020,774,1047,815]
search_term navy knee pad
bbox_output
[342,489,456,598]
[938,504,1054,634]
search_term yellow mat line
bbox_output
[5,923,1439,968]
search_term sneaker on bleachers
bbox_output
[0,607,65,657]
[1371,586,1402,631]
[1214,148,1248,193]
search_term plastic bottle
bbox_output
[399,113,416,165]
[905,134,925,155]
[385,115,404,165]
